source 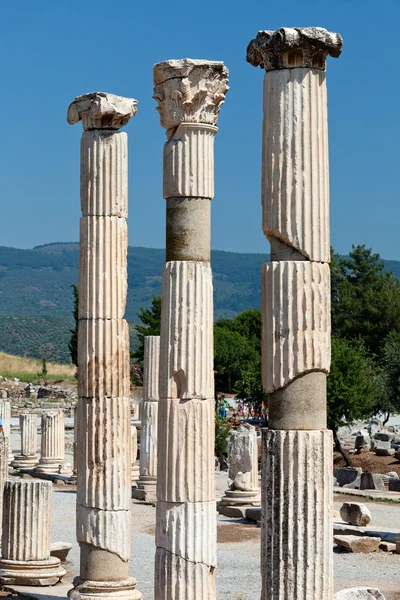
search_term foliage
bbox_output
[234,363,267,404]
[130,362,143,387]
[38,356,48,384]
[68,284,78,367]
[215,416,231,458]
[327,337,376,432]
[331,245,400,356]
[214,327,259,393]
[132,294,162,366]
[375,332,400,419]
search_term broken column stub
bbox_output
[133,336,160,501]
[154,59,228,599]
[35,410,66,474]
[0,400,14,463]
[0,480,65,586]
[68,92,141,600]
[220,424,260,507]
[12,412,38,469]
[247,27,342,600]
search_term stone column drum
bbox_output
[0,435,8,548]
[153,59,229,599]
[133,335,160,501]
[220,423,260,509]
[35,410,66,474]
[131,424,140,486]
[0,399,14,463]
[67,92,142,600]
[0,480,65,585]
[12,413,38,469]
[247,28,343,600]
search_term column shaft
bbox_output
[36,410,65,474]
[20,413,38,456]
[0,400,13,462]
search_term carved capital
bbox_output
[67,92,138,131]
[247,27,343,71]
[153,59,229,134]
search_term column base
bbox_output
[68,577,142,600]
[0,556,66,586]
[11,454,39,469]
[132,476,157,502]
[8,452,15,465]
[35,458,66,474]
[131,465,140,485]
[220,490,261,507]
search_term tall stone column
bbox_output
[67,92,141,600]
[11,413,38,469]
[153,59,229,599]
[131,424,140,485]
[0,400,14,463]
[0,480,66,585]
[133,335,160,502]
[247,28,343,600]
[0,435,8,548]
[35,410,66,474]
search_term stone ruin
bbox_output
[0,24,384,600]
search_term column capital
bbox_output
[247,27,343,71]
[153,59,229,134]
[67,92,138,131]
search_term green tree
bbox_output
[132,294,162,366]
[375,332,400,423]
[214,327,258,393]
[215,416,231,459]
[332,245,400,355]
[234,363,267,405]
[38,356,48,384]
[68,284,78,367]
[327,337,375,465]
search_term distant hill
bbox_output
[1,243,399,363]
[0,243,269,362]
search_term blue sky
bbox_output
[0,1,399,259]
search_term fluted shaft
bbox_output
[2,480,52,561]
[0,400,13,461]
[68,91,141,600]
[154,59,228,600]
[262,69,329,262]
[139,337,160,484]
[20,413,38,456]
[40,411,65,460]
[261,430,333,600]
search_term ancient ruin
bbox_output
[11,412,38,469]
[131,424,140,486]
[67,92,142,600]
[35,410,66,474]
[0,399,13,463]
[247,27,343,599]
[0,480,65,585]
[153,58,228,598]
[133,335,160,502]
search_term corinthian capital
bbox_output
[247,27,343,71]
[67,92,138,131]
[153,59,229,133]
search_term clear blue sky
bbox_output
[0,1,399,259]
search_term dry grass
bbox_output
[0,352,75,379]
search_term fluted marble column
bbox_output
[133,336,160,502]
[67,92,141,600]
[0,400,14,463]
[35,410,66,474]
[11,413,38,469]
[0,480,65,585]
[153,59,228,599]
[131,424,140,485]
[247,28,342,600]
[0,436,8,548]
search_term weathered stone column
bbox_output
[0,399,14,463]
[220,423,260,511]
[0,480,65,585]
[35,410,66,474]
[11,413,38,469]
[247,28,342,600]
[153,59,228,599]
[67,92,141,600]
[131,424,140,485]
[133,336,160,501]
[0,435,8,548]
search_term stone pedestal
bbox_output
[12,413,38,469]
[133,336,160,502]
[220,424,260,508]
[153,59,228,599]
[246,27,343,600]
[0,400,14,463]
[0,480,65,585]
[67,92,141,600]
[35,410,66,474]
